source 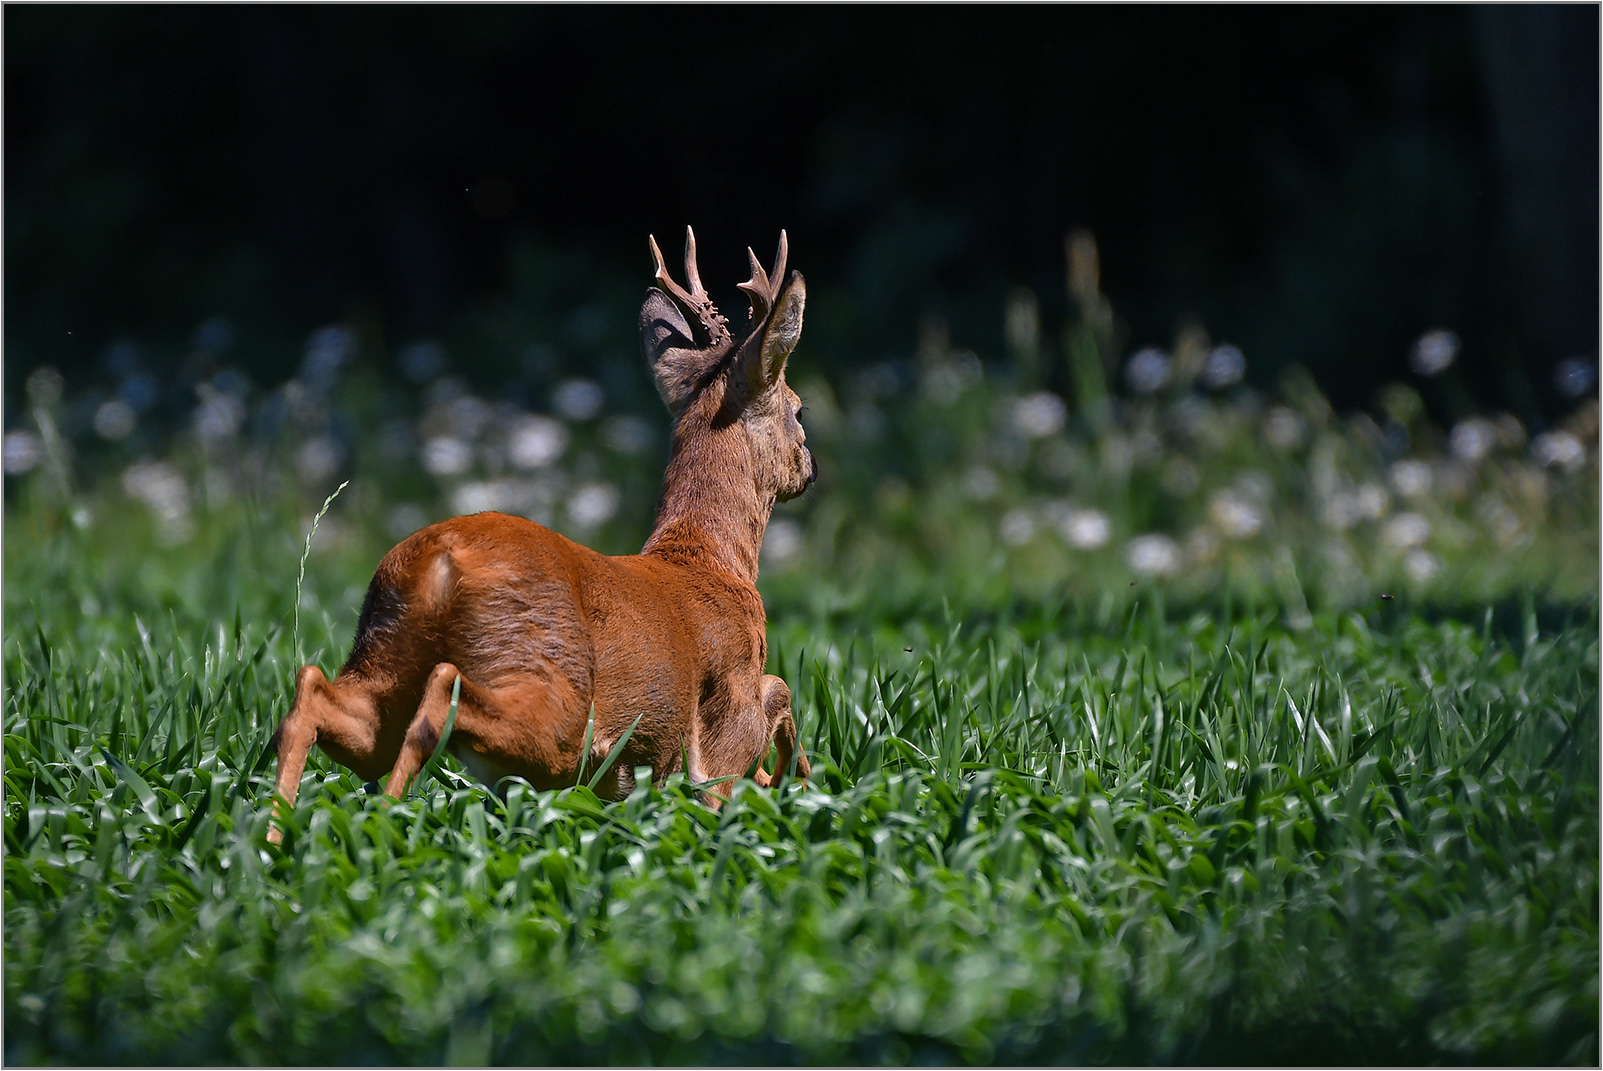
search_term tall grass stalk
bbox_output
[293,479,348,667]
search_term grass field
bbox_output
[5,316,1599,1062]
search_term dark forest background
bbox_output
[5,5,1597,428]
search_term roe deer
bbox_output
[267,229,813,841]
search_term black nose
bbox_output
[807,454,818,485]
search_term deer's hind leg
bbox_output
[771,707,810,784]
[382,662,590,798]
[267,665,387,843]
[750,675,810,789]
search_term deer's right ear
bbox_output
[640,287,708,413]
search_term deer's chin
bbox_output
[775,453,816,502]
[775,478,810,504]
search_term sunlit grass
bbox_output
[4,493,1596,1062]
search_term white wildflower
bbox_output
[1263,406,1307,449]
[553,379,605,422]
[1531,430,1585,471]
[1493,413,1527,449]
[1383,512,1431,549]
[122,460,188,518]
[1356,482,1389,519]
[26,366,64,407]
[1126,534,1182,577]
[762,518,805,569]
[194,386,245,444]
[297,436,343,483]
[999,509,1035,546]
[1209,490,1264,539]
[1405,549,1441,583]
[4,431,43,474]
[1389,459,1433,499]
[1059,508,1111,550]
[1125,348,1170,394]
[1449,418,1496,465]
[567,483,620,528]
[94,400,137,441]
[508,415,569,470]
[1200,345,1246,389]
[1409,329,1459,376]
[422,436,473,477]
[453,481,514,516]
[1012,392,1066,439]
[122,460,193,544]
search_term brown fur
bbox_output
[267,231,813,840]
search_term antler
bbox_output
[649,227,732,348]
[736,230,789,325]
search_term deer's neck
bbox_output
[641,422,770,587]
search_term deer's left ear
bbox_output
[733,272,804,403]
[758,273,805,387]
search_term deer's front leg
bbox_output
[757,674,810,786]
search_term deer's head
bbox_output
[640,228,815,503]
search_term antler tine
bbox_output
[649,233,684,300]
[683,226,706,298]
[649,229,731,347]
[770,230,788,293]
[737,230,790,324]
[737,249,771,323]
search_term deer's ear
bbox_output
[640,287,711,413]
[759,273,805,386]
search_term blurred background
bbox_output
[8,7,1598,413]
[4,6,1598,614]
